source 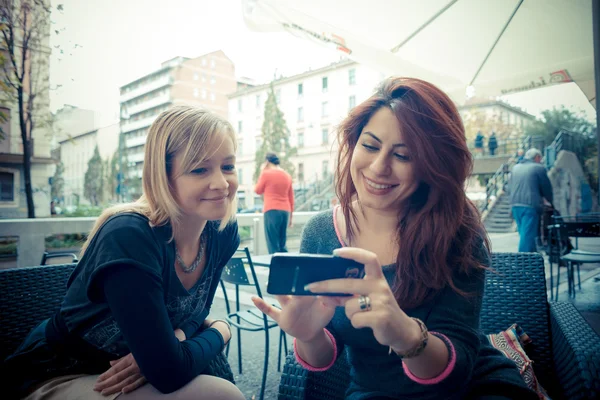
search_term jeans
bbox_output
[512,206,540,252]
[264,209,289,254]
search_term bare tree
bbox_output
[0,0,53,217]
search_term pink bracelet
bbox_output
[293,329,338,372]
[402,332,456,385]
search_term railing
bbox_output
[544,130,584,170]
[480,135,545,213]
[0,212,320,268]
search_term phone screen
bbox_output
[267,253,365,296]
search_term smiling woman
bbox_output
[4,106,245,400]
[253,77,539,400]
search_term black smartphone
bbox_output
[266,253,365,296]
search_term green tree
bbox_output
[254,83,297,181]
[84,145,103,206]
[51,161,64,201]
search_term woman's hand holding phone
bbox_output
[251,295,336,343]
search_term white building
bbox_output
[229,60,384,208]
[53,105,97,144]
[59,123,119,207]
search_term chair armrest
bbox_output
[550,301,600,399]
[278,349,350,400]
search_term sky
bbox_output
[49,0,596,126]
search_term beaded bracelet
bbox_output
[388,317,429,359]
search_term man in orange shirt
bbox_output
[255,153,294,253]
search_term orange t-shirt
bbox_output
[254,168,294,213]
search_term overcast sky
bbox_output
[49,0,596,126]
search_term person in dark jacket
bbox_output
[3,106,244,400]
[474,131,485,157]
[508,148,554,252]
[488,132,498,156]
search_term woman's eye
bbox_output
[222,164,236,172]
[361,143,378,152]
[191,168,208,174]
[394,154,410,161]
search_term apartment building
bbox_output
[228,59,384,208]
[0,1,54,218]
[119,51,236,191]
[59,123,119,207]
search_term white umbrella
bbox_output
[242,0,595,107]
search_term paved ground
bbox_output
[212,232,600,399]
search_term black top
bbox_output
[8,212,239,395]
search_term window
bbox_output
[193,88,199,98]
[238,121,243,133]
[193,72,199,81]
[297,107,303,122]
[298,132,304,148]
[256,94,261,108]
[201,73,206,83]
[322,77,328,92]
[202,58,207,66]
[210,76,216,85]
[298,163,304,182]
[322,128,328,144]
[201,89,207,99]
[322,160,329,179]
[238,168,243,185]
[0,107,10,153]
[210,59,216,68]
[348,95,356,110]
[0,171,15,201]
[321,101,329,117]
[238,99,243,112]
[348,69,356,85]
[298,83,303,96]
[210,92,216,102]
[275,89,281,104]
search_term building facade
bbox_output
[228,60,384,208]
[59,123,119,207]
[119,51,236,195]
[0,1,55,218]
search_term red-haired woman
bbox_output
[253,78,537,399]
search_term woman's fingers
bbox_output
[251,296,281,323]
[96,355,131,383]
[94,364,138,391]
[333,247,384,279]
[121,376,147,394]
[100,373,142,396]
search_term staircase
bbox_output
[484,193,515,233]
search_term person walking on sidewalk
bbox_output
[255,153,295,253]
[508,148,554,252]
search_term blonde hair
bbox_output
[80,105,237,256]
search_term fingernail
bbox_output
[304,284,316,291]
[332,249,341,255]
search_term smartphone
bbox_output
[266,253,365,296]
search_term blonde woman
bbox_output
[4,106,245,400]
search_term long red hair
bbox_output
[336,77,490,309]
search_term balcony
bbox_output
[126,92,171,116]
[120,75,173,103]
[121,115,157,134]
[125,134,147,148]
[127,152,145,164]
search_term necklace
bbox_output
[176,233,207,274]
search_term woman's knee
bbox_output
[181,375,245,400]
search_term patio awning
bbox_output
[242,0,595,107]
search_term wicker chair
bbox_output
[278,253,600,400]
[0,263,234,381]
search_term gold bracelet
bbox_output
[388,318,429,359]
